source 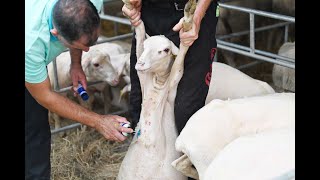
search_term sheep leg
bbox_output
[182,0,197,32]
[122,0,145,60]
[53,113,61,130]
[77,89,95,131]
[78,91,94,111]
[48,111,67,137]
[102,85,112,114]
[171,154,199,179]
[48,111,61,130]
[122,0,132,10]
[122,0,146,91]
[169,0,196,89]
[135,24,145,62]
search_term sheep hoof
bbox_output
[183,0,197,32]
[122,0,133,10]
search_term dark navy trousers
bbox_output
[25,87,51,180]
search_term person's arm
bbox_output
[69,48,87,94]
[25,78,133,141]
[122,0,142,27]
[173,0,212,47]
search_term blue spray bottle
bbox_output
[77,83,89,101]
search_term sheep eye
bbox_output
[164,48,170,53]
[158,51,162,54]
[93,63,99,67]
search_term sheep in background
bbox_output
[82,42,132,114]
[205,61,275,104]
[272,41,295,92]
[113,53,131,107]
[48,48,120,130]
[102,53,131,114]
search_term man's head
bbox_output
[52,0,100,51]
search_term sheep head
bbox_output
[82,49,119,86]
[135,35,179,73]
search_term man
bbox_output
[25,0,133,179]
[123,0,219,178]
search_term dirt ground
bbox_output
[50,1,294,179]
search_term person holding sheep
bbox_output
[25,0,133,179]
[122,0,219,140]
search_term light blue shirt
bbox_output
[25,0,103,83]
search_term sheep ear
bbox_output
[81,56,90,73]
[104,53,111,62]
[171,41,179,55]
[146,33,150,39]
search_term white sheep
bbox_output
[116,33,186,180]
[203,127,295,180]
[172,92,295,179]
[117,0,196,179]
[205,61,275,104]
[88,41,127,56]
[48,48,120,90]
[106,53,131,113]
[87,43,132,113]
[47,48,120,130]
[272,41,295,92]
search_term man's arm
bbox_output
[25,78,133,141]
[173,0,213,47]
[69,48,87,93]
[193,0,213,27]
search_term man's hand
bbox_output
[172,17,201,47]
[122,0,142,27]
[70,63,87,96]
[94,114,134,142]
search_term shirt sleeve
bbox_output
[90,0,104,13]
[25,39,48,84]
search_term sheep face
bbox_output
[136,35,179,73]
[83,50,119,86]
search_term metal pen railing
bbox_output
[50,1,295,134]
[217,3,295,69]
